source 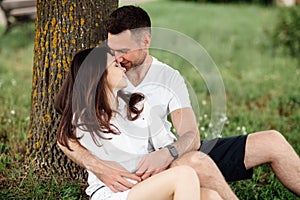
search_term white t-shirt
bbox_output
[77,57,191,197]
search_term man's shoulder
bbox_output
[151,56,180,75]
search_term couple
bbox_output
[55,5,300,200]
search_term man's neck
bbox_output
[126,55,153,87]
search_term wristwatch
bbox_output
[166,145,179,160]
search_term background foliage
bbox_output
[168,0,274,5]
[272,5,300,59]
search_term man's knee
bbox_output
[172,151,215,169]
[247,130,289,160]
[265,130,285,140]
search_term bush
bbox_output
[272,6,300,59]
[167,0,273,5]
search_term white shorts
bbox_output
[91,186,130,200]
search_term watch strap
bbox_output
[166,145,179,160]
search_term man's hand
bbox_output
[93,160,141,193]
[135,148,173,180]
[57,141,141,193]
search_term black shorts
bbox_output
[199,135,253,182]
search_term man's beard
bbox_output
[124,51,147,71]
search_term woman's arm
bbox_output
[57,139,141,192]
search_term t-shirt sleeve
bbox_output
[168,71,191,113]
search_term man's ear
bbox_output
[142,33,151,48]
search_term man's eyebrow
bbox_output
[110,48,131,52]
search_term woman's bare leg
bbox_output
[127,166,200,200]
[201,188,223,200]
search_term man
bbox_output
[58,5,300,199]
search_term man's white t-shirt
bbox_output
[77,57,191,196]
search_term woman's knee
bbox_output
[201,188,223,200]
[172,165,200,186]
[173,165,198,179]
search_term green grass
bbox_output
[1,1,299,199]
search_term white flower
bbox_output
[242,126,246,132]
[200,127,205,131]
[203,114,208,119]
[10,110,16,115]
[236,126,241,131]
[201,100,207,105]
[11,79,17,86]
[221,116,228,122]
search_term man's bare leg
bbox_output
[171,151,239,200]
[245,130,300,196]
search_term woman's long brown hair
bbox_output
[55,46,144,150]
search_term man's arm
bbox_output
[57,139,141,192]
[136,107,200,180]
[169,107,200,154]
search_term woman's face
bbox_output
[106,53,128,91]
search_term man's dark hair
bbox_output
[105,5,151,34]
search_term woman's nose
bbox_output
[119,65,126,73]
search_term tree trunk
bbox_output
[26,0,118,181]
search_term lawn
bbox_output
[0,1,299,199]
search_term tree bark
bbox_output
[26,0,118,181]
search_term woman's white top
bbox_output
[77,57,191,196]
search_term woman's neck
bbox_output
[108,89,119,112]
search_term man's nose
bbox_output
[115,55,124,63]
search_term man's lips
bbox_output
[121,61,129,68]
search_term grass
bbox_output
[0,1,299,199]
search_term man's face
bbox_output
[107,30,148,71]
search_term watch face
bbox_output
[170,147,177,155]
[168,145,178,159]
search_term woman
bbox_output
[55,46,214,200]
